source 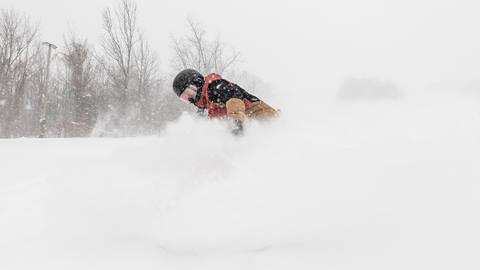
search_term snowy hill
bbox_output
[1,94,480,270]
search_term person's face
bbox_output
[179,85,198,104]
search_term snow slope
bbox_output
[1,93,480,270]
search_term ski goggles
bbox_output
[179,85,198,104]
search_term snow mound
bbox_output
[1,94,480,269]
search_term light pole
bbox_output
[39,41,57,138]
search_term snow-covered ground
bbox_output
[1,91,480,269]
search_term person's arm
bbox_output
[226,98,246,122]
[207,80,246,135]
[208,79,259,104]
[225,98,245,135]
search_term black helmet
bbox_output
[172,69,205,97]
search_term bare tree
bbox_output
[0,9,39,137]
[59,36,98,136]
[133,35,160,126]
[171,18,240,75]
[0,2,169,137]
[97,0,169,135]
[101,0,138,115]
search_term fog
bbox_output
[3,0,480,98]
[1,0,480,269]
[2,94,480,269]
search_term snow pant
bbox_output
[226,98,277,121]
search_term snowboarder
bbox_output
[172,69,277,134]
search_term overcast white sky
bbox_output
[3,0,480,95]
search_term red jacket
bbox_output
[195,73,257,118]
